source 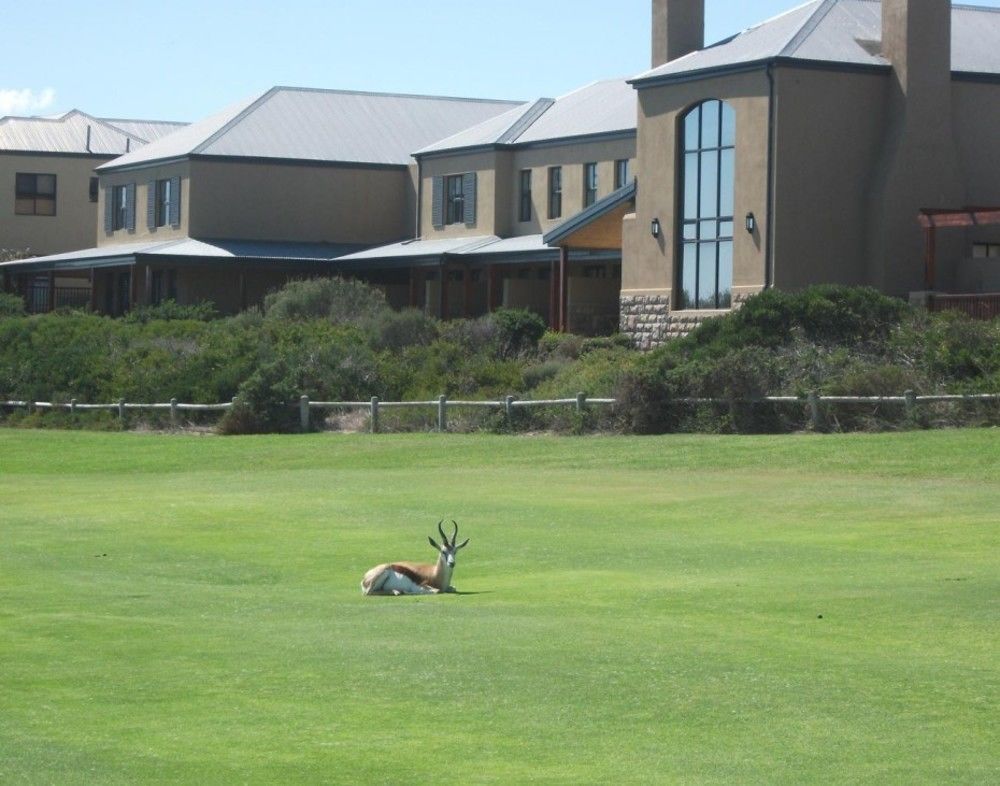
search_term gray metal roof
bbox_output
[98,87,523,171]
[416,79,637,156]
[101,119,188,143]
[0,110,171,155]
[0,237,366,272]
[633,0,1000,84]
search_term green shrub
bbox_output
[0,292,25,317]
[263,277,388,324]
[123,299,218,324]
[372,308,439,352]
[490,308,546,359]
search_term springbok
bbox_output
[360,520,469,596]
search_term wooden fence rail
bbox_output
[3,391,998,433]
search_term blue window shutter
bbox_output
[431,176,444,229]
[125,183,136,231]
[463,172,477,227]
[169,177,181,227]
[103,187,113,233]
[147,181,157,229]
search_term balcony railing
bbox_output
[928,292,1000,321]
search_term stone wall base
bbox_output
[620,287,762,350]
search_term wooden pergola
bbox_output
[918,207,1000,289]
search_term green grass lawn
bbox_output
[1,429,997,784]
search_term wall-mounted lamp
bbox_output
[745,212,756,234]
[651,217,661,238]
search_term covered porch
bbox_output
[916,207,1000,320]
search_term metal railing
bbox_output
[3,391,998,433]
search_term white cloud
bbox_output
[0,88,57,116]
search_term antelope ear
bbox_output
[456,538,470,550]
[428,536,441,550]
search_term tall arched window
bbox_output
[678,100,735,309]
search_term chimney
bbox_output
[652,0,705,69]
[881,0,952,110]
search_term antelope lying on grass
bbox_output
[361,520,469,596]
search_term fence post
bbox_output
[118,398,126,421]
[904,389,917,419]
[370,396,380,434]
[438,395,447,433]
[70,398,77,416]
[170,398,178,427]
[300,395,310,432]
[576,391,587,414]
[505,395,515,422]
[807,391,822,431]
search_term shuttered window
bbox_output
[519,170,532,223]
[111,185,128,230]
[583,163,598,207]
[462,172,477,227]
[445,175,464,225]
[548,167,562,219]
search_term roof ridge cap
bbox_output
[779,0,840,58]
[497,98,556,145]
[191,88,277,155]
[268,85,523,105]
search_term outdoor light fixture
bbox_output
[651,217,661,238]
[745,212,756,234]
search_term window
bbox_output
[445,174,465,225]
[678,99,735,310]
[614,159,630,190]
[151,269,177,305]
[89,177,99,203]
[111,184,129,230]
[972,243,1000,258]
[584,163,598,207]
[155,179,173,227]
[15,173,56,216]
[548,166,562,219]
[519,169,532,222]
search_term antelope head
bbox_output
[428,519,470,572]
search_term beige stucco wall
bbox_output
[419,151,500,238]
[188,159,412,244]
[770,66,889,291]
[0,153,108,255]
[509,138,635,237]
[98,161,191,246]
[624,69,770,307]
[419,137,635,241]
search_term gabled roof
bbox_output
[415,78,637,156]
[97,87,523,172]
[0,110,185,155]
[632,0,1000,86]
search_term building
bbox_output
[340,78,637,333]
[0,110,184,309]
[609,0,1000,347]
[5,0,1000,338]
[0,88,520,315]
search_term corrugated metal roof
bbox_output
[0,110,186,155]
[0,237,367,271]
[337,235,499,261]
[98,87,523,171]
[633,0,1000,84]
[102,119,188,143]
[416,79,636,156]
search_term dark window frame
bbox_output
[445,174,465,225]
[519,169,532,223]
[614,159,630,190]
[155,178,173,228]
[583,162,598,207]
[15,172,57,216]
[548,166,562,220]
[677,99,735,311]
[111,184,128,231]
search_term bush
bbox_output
[0,292,25,317]
[264,277,388,324]
[490,308,546,359]
[123,299,218,324]
[372,308,439,352]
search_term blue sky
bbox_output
[4,1,1000,123]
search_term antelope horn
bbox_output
[451,520,459,548]
[437,520,448,544]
